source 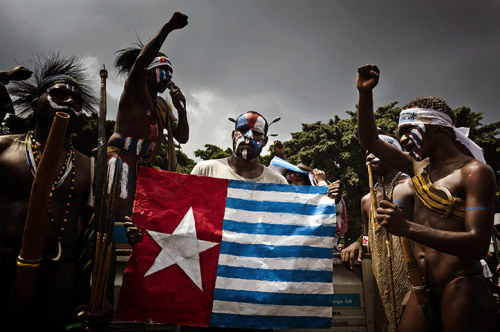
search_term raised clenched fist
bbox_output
[356,64,380,91]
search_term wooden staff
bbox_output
[10,112,70,315]
[89,159,120,311]
[93,65,108,223]
[366,162,398,331]
[366,162,381,232]
[400,236,429,305]
[89,64,115,312]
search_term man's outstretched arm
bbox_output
[356,64,413,175]
[126,12,188,86]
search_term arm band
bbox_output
[465,207,487,211]
[393,200,405,207]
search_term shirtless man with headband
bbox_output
[110,12,189,225]
[356,64,498,331]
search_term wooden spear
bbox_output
[89,64,116,312]
[10,112,70,316]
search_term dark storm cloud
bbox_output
[1,0,498,158]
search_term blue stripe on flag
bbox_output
[213,289,334,306]
[223,219,336,237]
[226,197,334,215]
[210,313,332,329]
[216,265,332,283]
[228,180,328,195]
[219,241,333,259]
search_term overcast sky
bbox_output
[1,0,498,159]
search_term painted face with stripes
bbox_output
[233,112,267,160]
[147,55,173,93]
[399,124,426,161]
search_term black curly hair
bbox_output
[402,96,474,157]
[402,96,455,123]
[8,53,98,117]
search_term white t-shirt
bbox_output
[191,158,288,184]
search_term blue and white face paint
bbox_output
[408,125,426,161]
[398,107,485,162]
[233,112,267,159]
[155,68,172,83]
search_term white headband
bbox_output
[379,134,402,151]
[147,56,173,71]
[398,108,485,163]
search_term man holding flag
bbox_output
[117,111,337,330]
[191,111,287,184]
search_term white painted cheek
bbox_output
[234,136,246,151]
[47,95,82,116]
[47,95,67,110]
[243,130,253,143]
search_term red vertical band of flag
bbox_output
[116,167,228,326]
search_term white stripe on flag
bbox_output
[227,187,334,206]
[222,230,335,249]
[217,254,332,271]
[223,208,336,226]
[212,300,332,318]
[214,277,333,295]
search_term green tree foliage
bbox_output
[70,114,115,156]
[270,103,500,243]
[151,142,197,174]
[194,144,232,161]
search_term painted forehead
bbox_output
[236,113,266,133]
[38,74,82,96]
[47,83,81,93]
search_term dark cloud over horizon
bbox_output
[1,0,498,159]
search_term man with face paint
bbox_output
[181,112,285,332]
[191,111,287,184]
[0,54,113,331]
[341,135,414,332]
[356,64,498,331]
[110,12,189,226]
[125,112,286,248]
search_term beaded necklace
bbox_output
[26,131,73,189]
[25,131,76,261]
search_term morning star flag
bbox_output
[116,167,336,329]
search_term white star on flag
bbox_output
[144,206,219,291]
